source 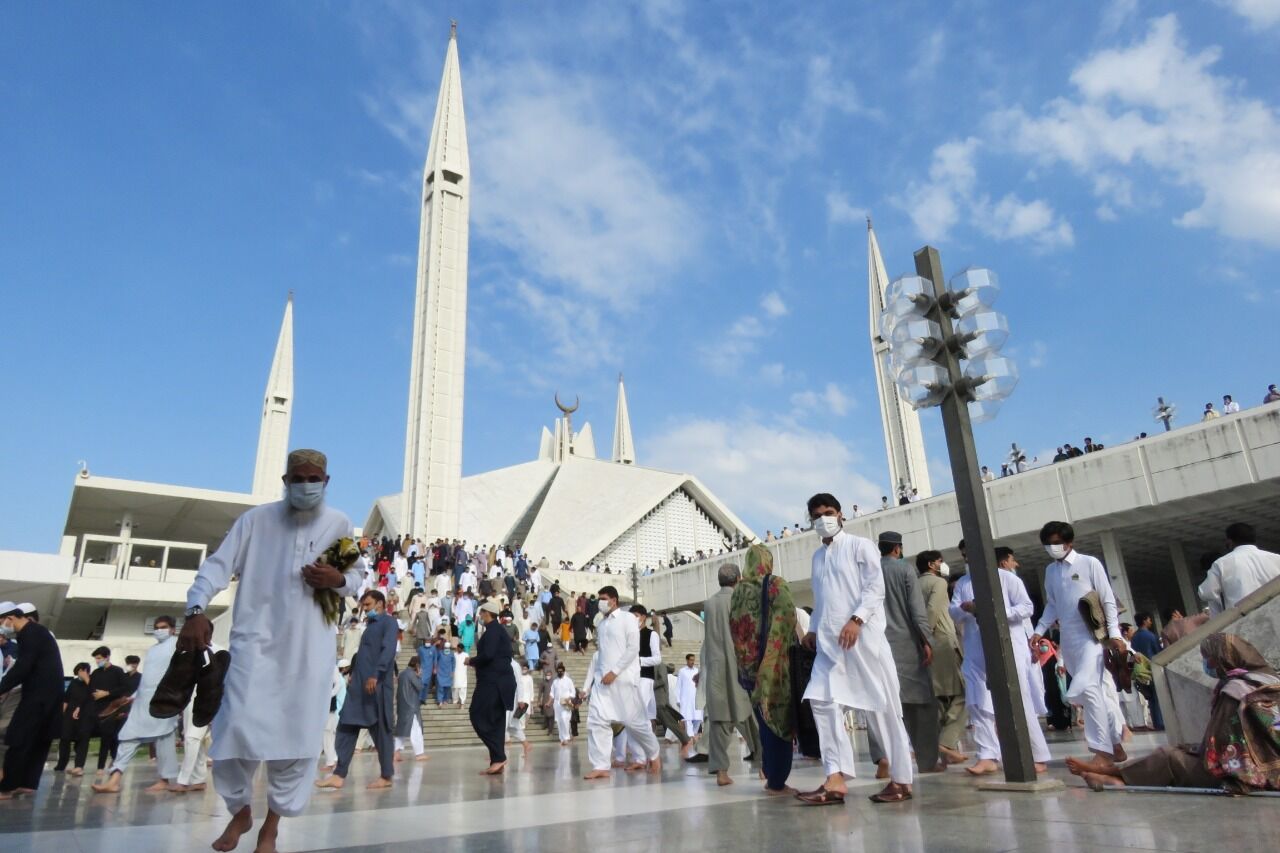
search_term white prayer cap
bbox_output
[16,602,36,615]
[338,659,350,669]
[0,601,17,617]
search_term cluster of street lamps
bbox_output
[879,266,1019,421]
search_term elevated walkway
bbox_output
[641,404,1280,620]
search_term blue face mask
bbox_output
[1202,659,1217,678]
[287,481,325,511]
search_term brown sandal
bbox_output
[869,783,913,804]
[797,786,846,806]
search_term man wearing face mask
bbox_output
[84,646,129,774]
[583,586,661,780]
[1031,521,1127,771]
[177,449,365,853]
[0,602,63,799]
[799,494,914,805]
[92,615,181,794]
[915,551,967,766]
[317,590,399,790]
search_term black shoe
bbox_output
[192,650,231,728]
[685,753,709,763]
[149,649,202,719]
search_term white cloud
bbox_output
[1101,0,1141,35]
[995,14,1280,247]
[898,137,1073,248]
[790,383,854,417]
[760,291,789,317]
[910,29,947,80]
[825,190,868,227]
[1028,340,1049,369]
[1217,0,1280,29]
[647,416,880,532]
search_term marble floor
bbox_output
[2,730,1276,853]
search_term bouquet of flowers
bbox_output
[314,537,360,625]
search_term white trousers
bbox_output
[395,716,424,756]
[506,711,527,743]
[322,712,338,765]
[453,686,467,704]
[811,699,914,785]
[969,705,1051,763]
[110,731,179,780]
[554,706,573,742]
[177,726,210,786]
[1080,678,1126,754]
[587,701,658,770]
[212,757,317,818]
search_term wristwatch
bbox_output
[184,605,205,618]
[849,615,864,626]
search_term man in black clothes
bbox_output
[0,602,64,798]
[54,662,93,775]
[84,645,131,773]
[123,655,142,693]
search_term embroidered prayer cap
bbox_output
[286,448,328,472]
[877,530,903,545]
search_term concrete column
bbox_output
[1099,530,1136,621]
[1168,542,1199,616]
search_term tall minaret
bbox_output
[868,217,932,499]
[402,23,469,539]
[251,294,293,497]
[612,374,635,464]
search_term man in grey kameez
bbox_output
[393,656,426,760]
[871,532,939,773]
[696,564,758,786]
[318,589,399,790]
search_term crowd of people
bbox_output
[0,450,1278,850]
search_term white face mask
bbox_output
[153,627,171,642]
[813,515,842,538]
[287,481,326,511]
[938,562,951,578]
[1044,543,1069,561]
[598,599,612,615]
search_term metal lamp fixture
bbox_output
[879,266,1018,418]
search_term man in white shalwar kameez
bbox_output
[177,449,365,853]
[91,616,180,794]
[800,493,914,805]
[550,663,577,745]
[676,655,701,739]
[1030,521,1127,770]
[950,547,1051,775]
[583,586,661,780]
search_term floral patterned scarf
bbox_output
[729,544,797,740]
[1200,633,1280,792]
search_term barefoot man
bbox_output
[583,586,660,780]
[178,449,364,853]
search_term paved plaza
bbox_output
[3,731,1276,853]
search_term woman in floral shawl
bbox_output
[1068,633,1280,793]
[729,543,797,794]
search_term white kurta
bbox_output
[1001,569,1049,716]
[1199,544,1280,615]
[589,609,643,723]
[118,634,179,740]
[950,571,1036,715]
[185,500,364,761]
[638,629,661,719]
[676,666,701,722]
[1034,550,1120,700]
[802,531,900,714]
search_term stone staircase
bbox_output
[397,637,705,748]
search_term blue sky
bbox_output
[3,1,1279,550]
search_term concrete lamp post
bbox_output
[880,245,1040,786]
